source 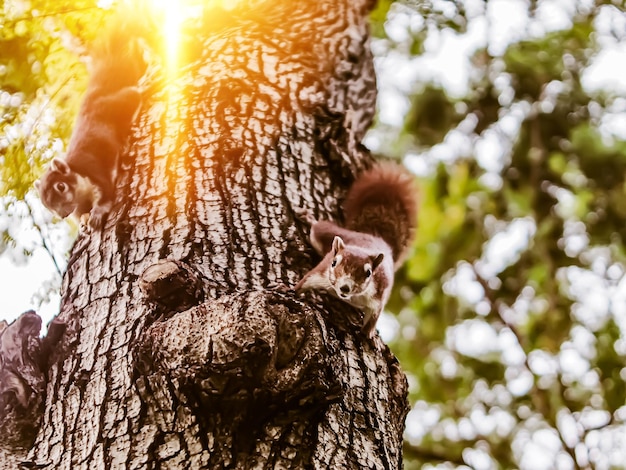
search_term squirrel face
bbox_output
[327,236,384,300]
[37,158,81,218]
[36,158,97,219]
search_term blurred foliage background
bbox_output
[0,0,109,301]
[2,0,626,468]
[368,1,626,468]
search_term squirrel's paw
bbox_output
[89,203,112,230]
[267,282,294,293]
[78,213,91,232]
[293,207,317,225]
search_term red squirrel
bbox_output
[36,21,146,229]
[294,162,418,338]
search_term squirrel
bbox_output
[36,19,146,230]
[294,162,418,338]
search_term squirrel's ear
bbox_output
[34,180,41,190]
[52,158,71,175]
[372,253,384,269]
[332,236,345,255]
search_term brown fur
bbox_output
[36,18,146,229]
[343,162,418,265]
[295,162,419,337]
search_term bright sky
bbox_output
[0,196,66,329]
[0,249,61,324]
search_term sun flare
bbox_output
[140,0,241,77]
[148,0,184,73]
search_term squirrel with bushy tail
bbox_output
[36,16,146,229]
[294,162,418,338]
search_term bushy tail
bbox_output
[87,11,148,94]
[343,162,419,266]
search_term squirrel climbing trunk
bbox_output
[294,162,418,337]
[36,19,146,229]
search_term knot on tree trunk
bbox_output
[134,289,341,424]
[140,259,206,315]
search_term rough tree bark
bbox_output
[0,0,409,468]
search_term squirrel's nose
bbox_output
[340,284,350,295]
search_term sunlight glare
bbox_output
[144,0,243,78]
[149,0,184,74]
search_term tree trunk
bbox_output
[1,1,409,468]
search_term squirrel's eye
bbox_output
[331,258,337,268]
[365,268,372,278]
[55,182,67,193]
